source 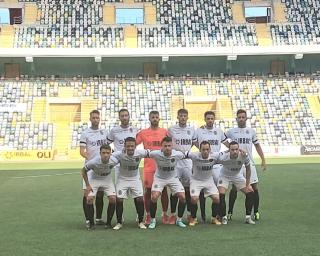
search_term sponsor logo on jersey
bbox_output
[237,138,251,144]
[207,139,219,145]
[147,141,161,147]
[90,139,106,146]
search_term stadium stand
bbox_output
[137,0,258,47]
[14,0,125,48]
[13,0,258,48]
[1,75,319,154]
[271,0,320,45]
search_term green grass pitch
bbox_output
[0,157,319,256]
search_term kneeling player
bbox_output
[81,144,116,230]
[187,141,221,226]
[217,141,255,225]
[148,136,187,229]
[110,137,148,230]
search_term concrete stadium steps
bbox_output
[273,0,287,23]
[103,4,115,25]
[124,26,137,48]
[0,25,15,48]
[145,3,157,25]
[216,97,233,119]
[171,95,184,118]
[24,3,38,24]
[32,98,47,122]
[232,2,245,24]
[54,123,70,159]
[3,0,18,3]
[185,96,216,126]
[80,99,98,121]
[307,95,320,118]
[58,87,74,98]
[256,24,272,47]
[190,85,207,97]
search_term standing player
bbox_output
[226,109,266,221]
[136,110,169,225]
[217,141,255,225]
[148,136,187,229]
[107,108,139,154]
[110,137,148,230]
[80,110,108,227]
[194,111,229,223]
[81,144,116,230]
[187,141,221,226]
[168,109,195,224]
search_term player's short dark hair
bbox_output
[161,136,172,144]
[177,108,188,115]
[118,108,129,116]
[204,111,215,118]
[100,144,111,152]
[149,110,159,116]
[200,141,211,149]
[124,137,136,144]
[229,141,239,148]
[236,109,247,116]
[90,110,100,116]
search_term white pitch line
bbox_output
[10,172,79,179]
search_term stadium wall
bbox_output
[2,54,320,77]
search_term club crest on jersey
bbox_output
[118,190,122,195]
[191,189,195,194]
[209,159,213,162]
[246,130,249,134]
[238,161,242,165]
[214,131,217,135]
[100,131,103,135]
[187,130,191,135]
[171,158,175,163]
[130,128,133,132]
[135,158,140,162]
[219,180,223,184]
[119,140,124,144]
[154,184,158,188]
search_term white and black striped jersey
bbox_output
[218,151,250,176]
[110,150,149,178]
[187,151,219,181]
[85,155,115,179]
[226,127,259,163]
[149,150,185,179]
[80,128,108,162]
[107,125,139,152]
[168,124,196,152]
[195,126,227,153]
